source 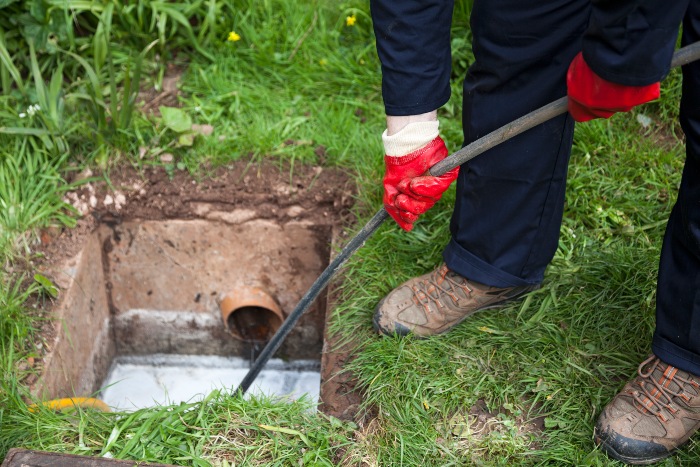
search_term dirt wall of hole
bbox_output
[102,219,330,360]
[33,234,115,399]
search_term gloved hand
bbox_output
[567,52,660,122]
[383,129,459,231]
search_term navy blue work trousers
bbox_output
[437,2,700,374]
[652,4,700,376]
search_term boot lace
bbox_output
[631,355,700,423]
[410,268,472,313]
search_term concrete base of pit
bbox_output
[100,354,321,411]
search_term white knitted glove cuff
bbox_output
[382,121,440,157]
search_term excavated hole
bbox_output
[38,218,334,411]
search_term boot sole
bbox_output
[595,424,675,465]
[593,423,676,465]
[598,441,673,465]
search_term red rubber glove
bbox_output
[383,136,459,231]
[567,52,660,122]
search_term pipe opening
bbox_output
[227,306,282,342]
[219,287,284,343]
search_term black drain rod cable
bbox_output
[236,41,700,396]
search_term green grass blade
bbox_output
[0,36,24,95]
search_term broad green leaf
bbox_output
[160,106,192,133]
[33,274,58,298]
[177,132,195,147]
[258,424,310,446]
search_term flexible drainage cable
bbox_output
[236,40,700,396]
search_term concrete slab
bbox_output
[100,355,320,410]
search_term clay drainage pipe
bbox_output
[235,41,700,395]
[219,287,284,342]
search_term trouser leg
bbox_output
[652,4,700,375]
[443,0,589,287]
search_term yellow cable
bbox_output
[29,397,111,413]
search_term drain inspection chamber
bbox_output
[32,163,361,417]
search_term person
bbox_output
[369,0,700,464]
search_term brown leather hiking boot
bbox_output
[373,263,539,337]
[595,355,700,464]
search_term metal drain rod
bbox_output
[236,41,700,396]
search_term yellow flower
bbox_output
[228,31,241,42]
[346,14,357,26]
[319,59,328,66]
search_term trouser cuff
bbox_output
[443,238,541,288]
[652,333,700,376]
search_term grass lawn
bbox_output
[0,0,696,465]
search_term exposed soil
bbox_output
[447,398,546,456]
[138,63,184,116]
[40,159,356,268]
[319,326,365,420]
[469,398,545,440]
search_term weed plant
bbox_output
[0,138,75,256]
[0,0,697,465]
